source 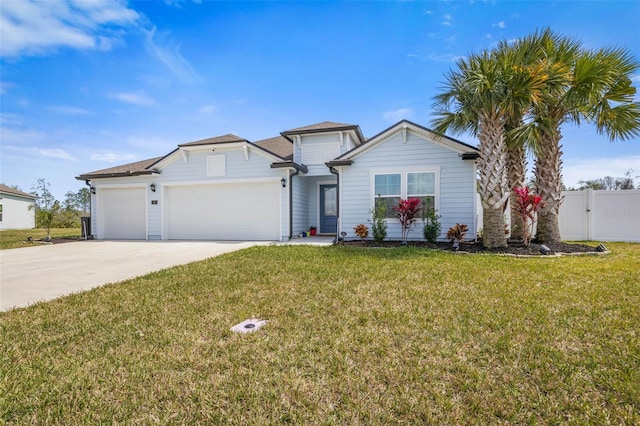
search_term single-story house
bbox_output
[0,184,36,230]
[76,120,480,242]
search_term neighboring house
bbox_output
[76,120,480,241]
[0,184,36,230]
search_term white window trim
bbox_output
[371,167,440,221]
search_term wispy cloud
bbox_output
[40,148,75,161]
[383,108,415,123]
[110,91,155,106]
[0,0,140,58]
[198,104,217,114]
[442,14,452,26]
[145,26,201,83]
[493,21,506,29]
[90,152,138,163]
[47,105,95,115]
[0,81,17,95]
[427,53,464,63]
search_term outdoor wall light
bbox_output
[90,186,96,194]
[150,183,156,192]
[596,244,607,252]
[539,244,551,255]
[281,177,286,188]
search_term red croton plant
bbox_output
[512,186,545,246]
[394,198,423,244]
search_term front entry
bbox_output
[319,184,337,234]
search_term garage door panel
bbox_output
[100,188,146,240]
[167,182,280,241]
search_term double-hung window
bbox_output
[373,171,437,219]
[407,172,435,214]
[374,174,401,218]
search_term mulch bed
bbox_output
[337,239,602,256]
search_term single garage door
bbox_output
[99,187,146,239]
[166,182,280,240]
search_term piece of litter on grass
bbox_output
[231,318,268,333]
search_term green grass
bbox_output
[2,243,639,424]
[0,228,82,250]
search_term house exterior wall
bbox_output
[89,146,289,240]
[291,175,309,237]
[339,130,477,241]
[0,194,36,230]
[293,133,355,176]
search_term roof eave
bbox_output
[270,161,308,174]
[75,170,160,180]
[325,159,353,167]
[461,152,480,160]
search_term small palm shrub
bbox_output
[354,224,369,240]
[446,223,468,246]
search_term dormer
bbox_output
[281,121,365,175]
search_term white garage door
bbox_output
[166,182,280,241]
[99,187,146,239]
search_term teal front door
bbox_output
[319,184,337,234]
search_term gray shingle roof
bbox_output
[281,121,359,135]
[76,157,163,179]
[0,184,36,199]
[253,136,293,160]
[178,134,247,147]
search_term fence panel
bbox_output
[559,189,640,242]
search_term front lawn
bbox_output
[2,244,639,424]
[0,228,82,250]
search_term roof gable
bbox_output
[178,134,248,147]
[335,120,479,161]
[0,184,37,200]
[281,121,365,145]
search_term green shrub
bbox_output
[370,196,388,243]
[423,209,441,242]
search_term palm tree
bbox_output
[522,31,640,242]
[432,49,544,248]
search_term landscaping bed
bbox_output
[338,239,601,255]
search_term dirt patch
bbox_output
[337,239,602,256]
[27,237,82,245]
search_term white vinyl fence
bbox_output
[476,189,640,242]
[558,189,640,242]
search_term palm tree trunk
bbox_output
[507,143,527,240]
[534,127,563,243]
[478,114,509,248]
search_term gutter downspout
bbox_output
[328,166,340,244]
[84,180,92,240]
[288,169,299,240]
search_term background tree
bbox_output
[30,178,59,241]
[76,187,91,215]
[576,169,636,190]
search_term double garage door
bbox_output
[99,182,281,241]
[166,182,280,241]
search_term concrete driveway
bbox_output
[0,240,264,311]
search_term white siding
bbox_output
[339,131,477,241]
[0,194,35,230]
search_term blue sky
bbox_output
[1,0,639,200]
